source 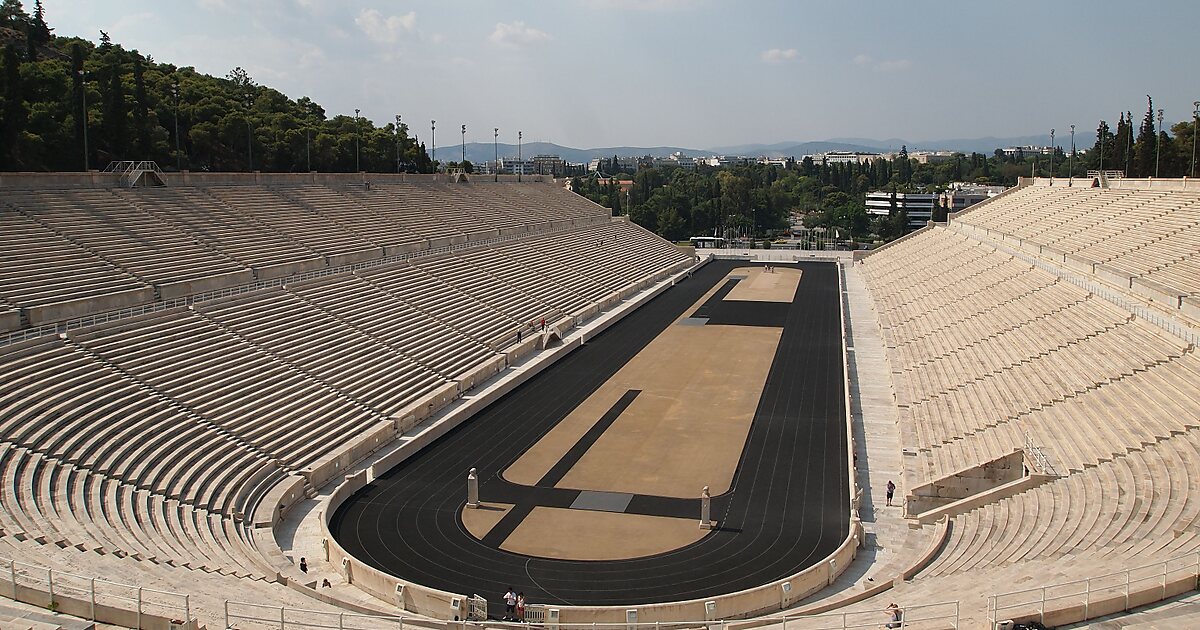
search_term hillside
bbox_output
[0,10,431,173]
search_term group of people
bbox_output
[516,317,548,343]
[503,587,526,622]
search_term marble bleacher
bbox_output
[0,177,692,627]
[856,184,1200,626]
[952,184,1200,316]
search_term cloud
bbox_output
[488,21,551,48]
[761,48,799,64]
[355,8,416,44]
[851,54,911,72]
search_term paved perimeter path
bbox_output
[330,261,848,615]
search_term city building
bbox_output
[865,191,936,231]
[909,151,957,164]
[496,157,536,175]
[939,183,1008,214]
[1000,145,1055,159]
[530,155,566,176]
[804,151,880,165]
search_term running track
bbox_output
[330,260,849,615]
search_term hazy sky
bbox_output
[47,0,1199,149]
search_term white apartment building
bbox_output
[865,191,936,231]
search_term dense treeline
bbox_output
[575,96,1200,243]
[0,1,432,172]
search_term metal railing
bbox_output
[1022,434,1058,477]
[1,556,192,628]
[222,600,959,630]
[987,552,1200,627]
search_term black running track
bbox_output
[330,261,848,615]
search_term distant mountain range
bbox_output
[436,133,1097,165]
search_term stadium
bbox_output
[0,165,1198,630]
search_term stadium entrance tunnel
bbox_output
[327,260,856,620]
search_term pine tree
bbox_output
[1090,120,1113,172]
[29,0,49,43]
[0,45,26,169]
[132,56,151,156]
[1111,113,1127,174]
[70,42,86,170]
[102,64,127,159]
[1133,96,1156,177]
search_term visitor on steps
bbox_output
[886,480,895,506]
[504,587,517,620]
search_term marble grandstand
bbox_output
[846,178,1200,628]
[0,174,694,628]
[1,172,1200,629]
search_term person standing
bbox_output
[298,557,307,574]
[516,592,526,622]
[504,587,517,621]
[886,480,896,506]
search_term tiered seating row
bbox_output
[69,310,382,471]
[0,445,277,580]
[954,185,1200,301]
[275,185,422,250]
[5,190,246,285]
[863,225,1193,485]
[0,182,613,327]
[206,186,377,259]
[922,427,1200,578]
[116,187,322,271]
[196,289,448,418]
[0,210,151,311]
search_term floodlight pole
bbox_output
[1155,108,1163,178]
[431,120,436,171]
[518,130,523,182]
[78,70,89,171]
[1192,101,1199,178]
[494,128,499,182]
[354,108,361,173]
[395,114,402,174]
[1069,124,1075,186]
[1049,129,1055,182]
[171,79,181,172]
[461,124,466,170]
[245,94,253,172]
